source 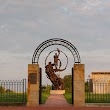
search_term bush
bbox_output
[42,84,51,93]
[0,86,5,93]
[5,89,13,93]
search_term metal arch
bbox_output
[32,38,81,64]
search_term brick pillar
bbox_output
[73,64,85,107]
[27,64,40,106]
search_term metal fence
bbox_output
[0,79,27,104]
[86,79,110,103]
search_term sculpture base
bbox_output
[50,90,65,95]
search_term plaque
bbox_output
[29,73,37,84]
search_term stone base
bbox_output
[27,102,39,106]
[27,64,39,107]
[73,64,85,107]
[50,90,65,94]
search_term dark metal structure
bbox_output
[72,67,74,104]
[45,49,68,72]
[32,38,81,64]
[39,68,42,104]
[45,49,67,90]
[0,79,26,105]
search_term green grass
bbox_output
[85,92,110,103]
[0,93,27,103]
[0,91,49,104]
[41,91,50,104]
[64,92,110,104]
[64,92,72,104]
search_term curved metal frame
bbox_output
[32,38,81,64]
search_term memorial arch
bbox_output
[27,38,85,107]
[32,38,81,64]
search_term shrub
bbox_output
[0,86,5,93]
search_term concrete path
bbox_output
[42,94,72,107]
[1,107,110,110]
[1,94,110,110]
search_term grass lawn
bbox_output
[0,93,27,103]
[64,92,110,104]
[85,92,110,103]
[41,91,50,104]
[0,91,50,104]
[64,92,72,104]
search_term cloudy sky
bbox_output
[0,0,110,84]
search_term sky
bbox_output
[0,0,110,85]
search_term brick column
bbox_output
[73,64,85,107]
[27,64,40,106]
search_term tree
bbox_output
[0,86,5,93]
[85,82,89,92]
[42,85,46,89]
[42,84,52,93]
[5,89,13,93]
[63,75,72,93]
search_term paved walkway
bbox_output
[0,106,110,110]
[0,94,110,110]
[42,94,72,107]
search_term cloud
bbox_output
[0,24,8,32]
[0,24,7,29]
[57,0,110,16]
[0,0,110,84]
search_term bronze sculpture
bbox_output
[45,48,68,90]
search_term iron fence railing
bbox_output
[0,79,27,104]
[86,79,110,103]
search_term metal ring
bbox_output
[45,50,68,71]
